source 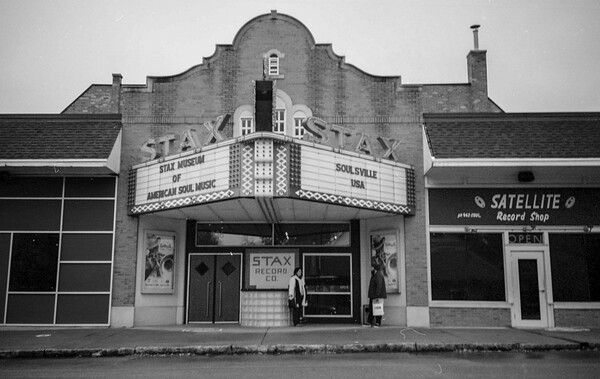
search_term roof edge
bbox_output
[0,114,122,121]
[423,112,600,121]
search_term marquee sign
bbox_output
[129,145,232,214]
[429,188,600,226]
[296,145,411,213]
[129,133,415,216]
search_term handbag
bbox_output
[288,299,295,308]
[372,298,384,316]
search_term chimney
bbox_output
[466,25,489,111]
[111,73,122,114]
[470,24,480,50]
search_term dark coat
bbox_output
[368,269,387,299]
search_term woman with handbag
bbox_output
[288,267,307,326]
[367,262,387,327]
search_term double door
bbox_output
[187,254,241,323]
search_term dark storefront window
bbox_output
[1,176,115,325]
[196,223,272,246]
[64,177,116,197]
[431,233,505,301]
[0,200,62,231]
[274,223,350,246]
[304,254,352,316]
[0,177,63,197]
[550,234,600,302]
[196,222,350,246]
[9,233,59,292]
[62,200,115,231]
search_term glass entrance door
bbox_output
[510,251,549,328]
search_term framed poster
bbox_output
[370,231,399,293]
[142,230,176,294]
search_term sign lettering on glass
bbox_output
[508,233,544,244]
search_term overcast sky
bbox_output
[1,0,599,114]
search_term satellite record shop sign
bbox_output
[429,188,600,226]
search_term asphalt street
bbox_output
[1,351,600,378]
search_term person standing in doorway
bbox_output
[367,262,387,327]
[288,267,307,326]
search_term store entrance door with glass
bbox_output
[510,250,550,328]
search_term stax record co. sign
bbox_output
[128,115,415,216]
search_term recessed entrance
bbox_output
[187,254,241,323]
[510,250,550,328]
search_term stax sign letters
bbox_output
[140,115,403,163]
[302,117,402,162]
[140,115,230,161]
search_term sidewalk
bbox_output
[1,324,599,358]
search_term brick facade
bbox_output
[430,307,511,328]
[554,309,600,328]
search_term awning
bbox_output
[0,114,122,176]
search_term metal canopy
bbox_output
[146,196,396,222]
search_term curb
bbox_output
[0,342,597,358]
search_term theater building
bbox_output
[1,11,598,328]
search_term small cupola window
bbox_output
[268,54,279,76]
[263,49,285,79]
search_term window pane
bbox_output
[273,110,285,133]
[62,200,114,231]
[304,255,351,292]
[294,118,305,137]
[59,263,111,292]
[269,56,279,75]
[0,234,10,321]
[6,294,55,324]
[430,233,505,301]
[56,294,109,324]
[0,200,62,231]
[275,223,350,246]
[550,234,600,302]
[241,118,253,135]
[305,294,351,316]
[0,177,63,197]
[65,177,115,198]
[61,234,113,261]
[518,259,541,320]
[196,223,272,246]
[9,233,59,291]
